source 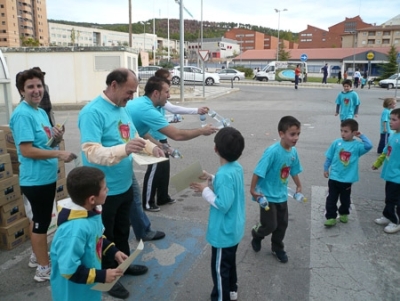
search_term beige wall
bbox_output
[2,49,138,105]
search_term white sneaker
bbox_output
[34,265,51,282]
[28,252,50,268]
[374,216,391,225]
[230,291,238,301]
[384,222,400,234]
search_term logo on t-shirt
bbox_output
[344,98,349,105]
[118,121,130,142]
[42,124,51,140]
[386,145,392,159]
[280,164,290,183]
[339,149,351,166]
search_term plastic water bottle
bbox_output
[200,114,207,127]
[287,187,307,203]
[257,196,270,211]
[170,149,183,159]
[208,109,232,129]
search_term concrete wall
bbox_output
[1,48,138,106]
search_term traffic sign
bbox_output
[397,53,400,64]
[198,50,209,61]
[300,53,308,62]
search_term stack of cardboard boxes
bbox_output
[0,126,69,250]
[0,129,29,250]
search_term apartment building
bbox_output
[298,16,372,49]
[187,37,240,60]
[355,25,400,48]
[0,0,49,47]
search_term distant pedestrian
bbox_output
[334,79,360,121]
[377,98,396,154]
[337,70,342,84]
[343,70,348,80]
[190,127,246,301]
[353,69,361,88]
[294,64,301,89]
[321,64,328,84]
[360,75,367,89]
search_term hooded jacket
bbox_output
[50,198,118,301]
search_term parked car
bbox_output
[217,68,245,81]
[138,66,162,81]
[170,66,220,86]
[379,74,400,89]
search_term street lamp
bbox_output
[141,21,150,51]
[275,8,287,61]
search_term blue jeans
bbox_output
[130,173,152,240]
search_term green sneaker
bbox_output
[324,218,337,227]
[339,215,348,223]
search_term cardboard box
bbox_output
[0,153,13,180]
[0,130,6,155]
[0,175,21,207]
[0,217,30,250]
[57,162,66,180]
[0,197,25,227]
[7,148,18,164]
[47,200,58,235]
[55,178,68,201]
[0,125,16,150]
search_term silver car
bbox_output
[138,66,162,81]
[217,69,245,81]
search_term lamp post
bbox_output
[141,21,149,51]
[274,8,287,61]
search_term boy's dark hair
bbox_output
[67,166,105,207]
[390,108,400,119]
[214,127,244,162]
[341,119,358,131]
[342,79,352,87]
[17,68,44,94]
[144,76,170,96]
[278,116,301,133]
[155,68,171,79]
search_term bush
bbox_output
[233,66,254,78]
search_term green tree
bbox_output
[138,52,142,67]
[379,45,398,79]
[278,43,291,61]
[70,28,76,46]
[20,36,40,47]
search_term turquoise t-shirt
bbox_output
[126,96,169,137]
[78,96,136,195]
[380,108,392,134]
[206,161,246,248]
[382,132,400,184]
[335,90,360,120]
[149,106,167,141]
[325,135,372,183]
[10,101,57,186]
[254,142,303,203]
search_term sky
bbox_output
[47,0,400,33]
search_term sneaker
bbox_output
[28,252,50,268]
[251,237,261,252]
[141,230,166,241]
[339,215,348,223]
[375,216,391,225]
[324,218,337,227]
[230,291,238,301]
[158,198,176,206]
[144,204,160,212]
[272,250,288,263]
[34,265,51,282]
[384,222,400,234]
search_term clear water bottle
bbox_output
[208,109,224,123]
[287,187,307,203]
[208,109,232,129]
[170,149,183,159]
[257,196,270,211]
[200,114,207,127]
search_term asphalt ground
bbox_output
[1,82,400,301]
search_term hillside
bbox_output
[48,19,298,42]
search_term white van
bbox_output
[255,61,308,82]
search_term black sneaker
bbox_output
[272,250,288,263]
[251,237,262,252]
[158,198,176,206]
[141,230,166,241]
[145,204,160,212]
[108,280,129,299]
[124,264,148,276]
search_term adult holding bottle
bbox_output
[10,68,77,282]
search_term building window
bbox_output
[368,31,375,36]
[383,31,390,36]
[367,39,374,44]
[382,39,390,44]
[322,38,326,41]
[245,34,254,37]
[394,39,399,44]
[362,40,366,45]
[362,32,367,36]
[376,39,381,44]
[376,31,382,36]
[1,21,4,25]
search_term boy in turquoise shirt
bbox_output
[324,119,372,227]
[250,116,303,264]
[335,79,360,121]
[190,127,245,301]
[51,166,127,301]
